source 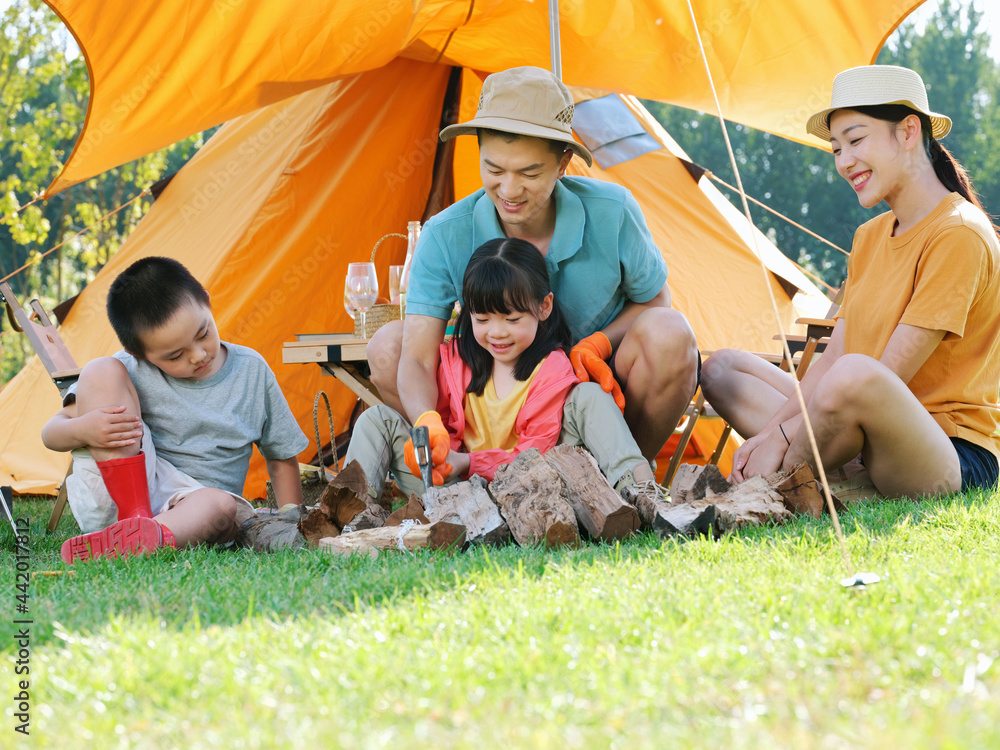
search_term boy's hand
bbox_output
[570,332,625,412]
[78,406,143,449]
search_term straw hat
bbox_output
[806,65,951,141]
[439,66,593,167]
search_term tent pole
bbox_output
[549,0,561,80]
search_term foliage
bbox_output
[644,0,999,289]
[3,489,999,747]
[0,0,212,384]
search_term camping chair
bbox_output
[1,281,80,531]
[703,282,845,465]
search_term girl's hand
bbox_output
[77,406,143,449]
[445,450,470,482]
[730,429,787,483]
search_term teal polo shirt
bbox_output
[406,176,668,342]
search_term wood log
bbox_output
[235,508,307,552]
[653,503,718,538]
[385,494,430,525]
[772,462,826,518]
[489,449,579,548]
[669,463,731,505]
[298,509,341,547]
[344,503,390,532]
[315,459,369,527]
[421,476,510,546]
[543,446,639,541]
[698,475,791,532]
[318,520,466,556]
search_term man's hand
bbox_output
[404,411,453,484]
[570,332,625,411]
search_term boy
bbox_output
[42,256,308,563]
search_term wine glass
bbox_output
[345,262,378,338]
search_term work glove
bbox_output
[404,411,453,485]
[570,332,625,412]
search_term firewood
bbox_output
[653,503,718,538]
[421,476,510,546]
[543,446,639,541]
[490,449,579,548]
[315,460,369,527]
[772,462,826,518]
[235,508,307,552]
[318,520,466,556]
[698,475,791,532]
[385,494,430,525]
[669,463,730,504]
[298,509,341,547]
[343,504,390,532]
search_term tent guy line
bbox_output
[684,0,858,580]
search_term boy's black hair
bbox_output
[106,256,211,358]
[455,237,572,395]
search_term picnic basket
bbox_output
[265,390,339,506]
[353,232,403,338]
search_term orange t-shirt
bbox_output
[838,193,1000,458]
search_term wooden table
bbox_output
[282,333,384,407]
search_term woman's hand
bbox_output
[729,428,788,483]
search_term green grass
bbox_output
[2,491,999,748]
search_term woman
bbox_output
[701,65,1000,498]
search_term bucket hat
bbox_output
[440,66,593,167]
[806,65,951,141]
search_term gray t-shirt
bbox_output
[67,342,307,495]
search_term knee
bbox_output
[628,309,697,370]
[367,321,403,385]
[204,490,238,533]
[811,353,883,415]
[78,356,130,387]
[700,350,734,393]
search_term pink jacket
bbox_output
[435,342,580,481]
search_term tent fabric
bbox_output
[42,0,927,194]
[1,57,830,498]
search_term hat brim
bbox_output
[440,116,594,167]
[806,103,952,142]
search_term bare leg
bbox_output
[613,308,699,460]
[787,354,961,498]
[74,357,144,461]
[701,348,796,437]
[155,488,240,548]
[367,320,403,412]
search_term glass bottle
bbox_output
[398,220,421,318]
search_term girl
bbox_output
[702,65,1000,499]
[346,237,665,510]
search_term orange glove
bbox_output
[404,411,454,485]
[570,332,625,412]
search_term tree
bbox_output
[643,0,999,289]
[1,0,212,384]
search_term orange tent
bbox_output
[2,1,924,496]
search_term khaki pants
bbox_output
[345,383,644,498]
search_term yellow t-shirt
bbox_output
[463,361,545,453]
[839,192,1000,457]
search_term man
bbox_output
[368,66,698,468]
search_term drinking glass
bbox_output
[345,262,379,338]
[388,265,404,305]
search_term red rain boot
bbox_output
[97,452,153,520]
[60,518,176,564]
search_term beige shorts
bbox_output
[66,423,254,533]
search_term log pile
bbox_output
[237,450,836,555]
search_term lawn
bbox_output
[2,489,998,749]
